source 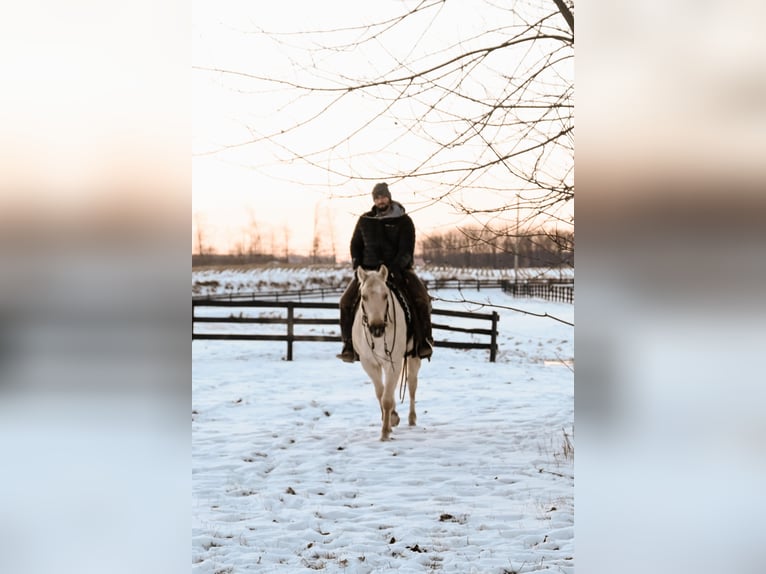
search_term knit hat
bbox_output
[371,182,391,199]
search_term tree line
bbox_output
[192,225,573,269]
[419,226,573,268]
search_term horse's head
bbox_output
[357,264,390,338]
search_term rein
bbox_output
[359,282,409,404]
[360,296,394,361]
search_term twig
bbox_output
[431,295,573,326]
[538,468,573,479]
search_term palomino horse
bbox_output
[352,264,421,441]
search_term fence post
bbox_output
[286,303,294,361]
[489,311,499,362]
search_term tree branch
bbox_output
[551,0,575,36]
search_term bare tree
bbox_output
[244,207,262,256]
[193,212,210,256]
[311,203,322,263]
[267,228,277,258]
[282,223,291,262]
[310,200,339,263]
[196,0,574,256]
[324,203,338,263]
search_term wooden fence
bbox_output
[192,277,573,304]
[192,299,500,362]
[500,279,573,304]
[421,278,573,304]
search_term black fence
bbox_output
[192,278,573,304]
[192,299,500,362]
[422,277,573,303]
[500,279,573,304]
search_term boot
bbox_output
[337,279,359,363]
[415,296,433,360]
[336,339,357,363]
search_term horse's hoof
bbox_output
[391,411,401,427]
[409,415,417,426]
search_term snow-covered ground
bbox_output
[192,264,574,298]
[192,268,574,573]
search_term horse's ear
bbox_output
[379,264,388,282]
[356,266,366,283]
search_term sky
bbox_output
[192,1,574,256]
[192,269,575,573]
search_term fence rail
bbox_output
[192,277,573,304]
[192,299,499,362]
[500,280,573,304]
[192,286,346,303]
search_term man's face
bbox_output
[373,195,391,210]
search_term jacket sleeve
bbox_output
[349,218,364,269]
[393,216,415,270]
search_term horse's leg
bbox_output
[380,362,401,441]
[407,357,421,426]
[388,361,401,429]
[360,359,385,421]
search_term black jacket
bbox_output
[350,201,415,272]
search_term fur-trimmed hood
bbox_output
[364,200,406,220]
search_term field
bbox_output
[192,263,574,298]
[192,266,574,573]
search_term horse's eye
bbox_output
[362,294,368,301]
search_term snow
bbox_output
[193,268,574,573]
[191,264,574,299]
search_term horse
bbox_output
[351,264,421,441]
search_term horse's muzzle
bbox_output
[368,323,385,338]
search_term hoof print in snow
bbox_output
[439,513,467,524]
[285,486,296,495]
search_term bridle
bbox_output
[360,281,397,364]
[358,277,410,403]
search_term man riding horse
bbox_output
[337,182,434,363]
